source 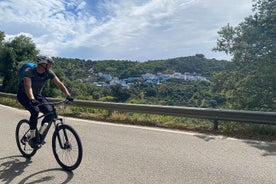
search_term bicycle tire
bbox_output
[52,124,83,171]
[15,119,37,158]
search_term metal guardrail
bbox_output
[1,92,275,129]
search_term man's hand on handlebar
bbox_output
[66,95,74,102]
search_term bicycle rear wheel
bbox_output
[15,119,37,158]
[52,124,83,171]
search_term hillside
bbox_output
[47,55,228,107]
[54,54,227,80]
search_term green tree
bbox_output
[213,0,276,110]
[110,85,131,102]
[0,31,4,44]
[0,33,38,92]
[214,0,275,64]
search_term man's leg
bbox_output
[17,93,39,131]
[17,93,40,148]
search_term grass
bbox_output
[0,96,275,142]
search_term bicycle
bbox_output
[15,99,83,171]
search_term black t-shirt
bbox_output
[18,68,56,95]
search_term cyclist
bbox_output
[17,55,73,148]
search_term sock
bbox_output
[30,129,36,138]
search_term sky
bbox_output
[0,0,253,62]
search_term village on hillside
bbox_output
[80,71,208,89]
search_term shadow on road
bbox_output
[0,155,31,184]
[17,168,74,184]
[194,134,217,142]
[243,140,276,157]
[194,134,276,157]
[0,155,74,184]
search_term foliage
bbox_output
[212,0,275,111]
[48,55,227,107]
[91,55,226,78]
[213,0,275,63]
[0,33,38,93]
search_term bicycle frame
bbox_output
[36,100,68,147]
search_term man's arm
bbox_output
[23,77,35,100]
[52,76,71,97]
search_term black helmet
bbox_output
[36,55,54,64]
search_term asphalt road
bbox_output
[0,104,275,184]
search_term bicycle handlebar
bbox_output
[38,99,72,107]
[48,99,71,106]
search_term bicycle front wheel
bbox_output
[15,119,37,158]
[52,124,83,171]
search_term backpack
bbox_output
[18,62,36,84]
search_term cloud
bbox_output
[0,0,253,61]
[0,0,95,55]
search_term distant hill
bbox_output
[54,54,228,81]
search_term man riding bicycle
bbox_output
[17,55,73,148]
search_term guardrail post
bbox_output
[108,110,113,117]
[213,120,219,130]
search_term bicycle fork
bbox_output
[55,119,71,150]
